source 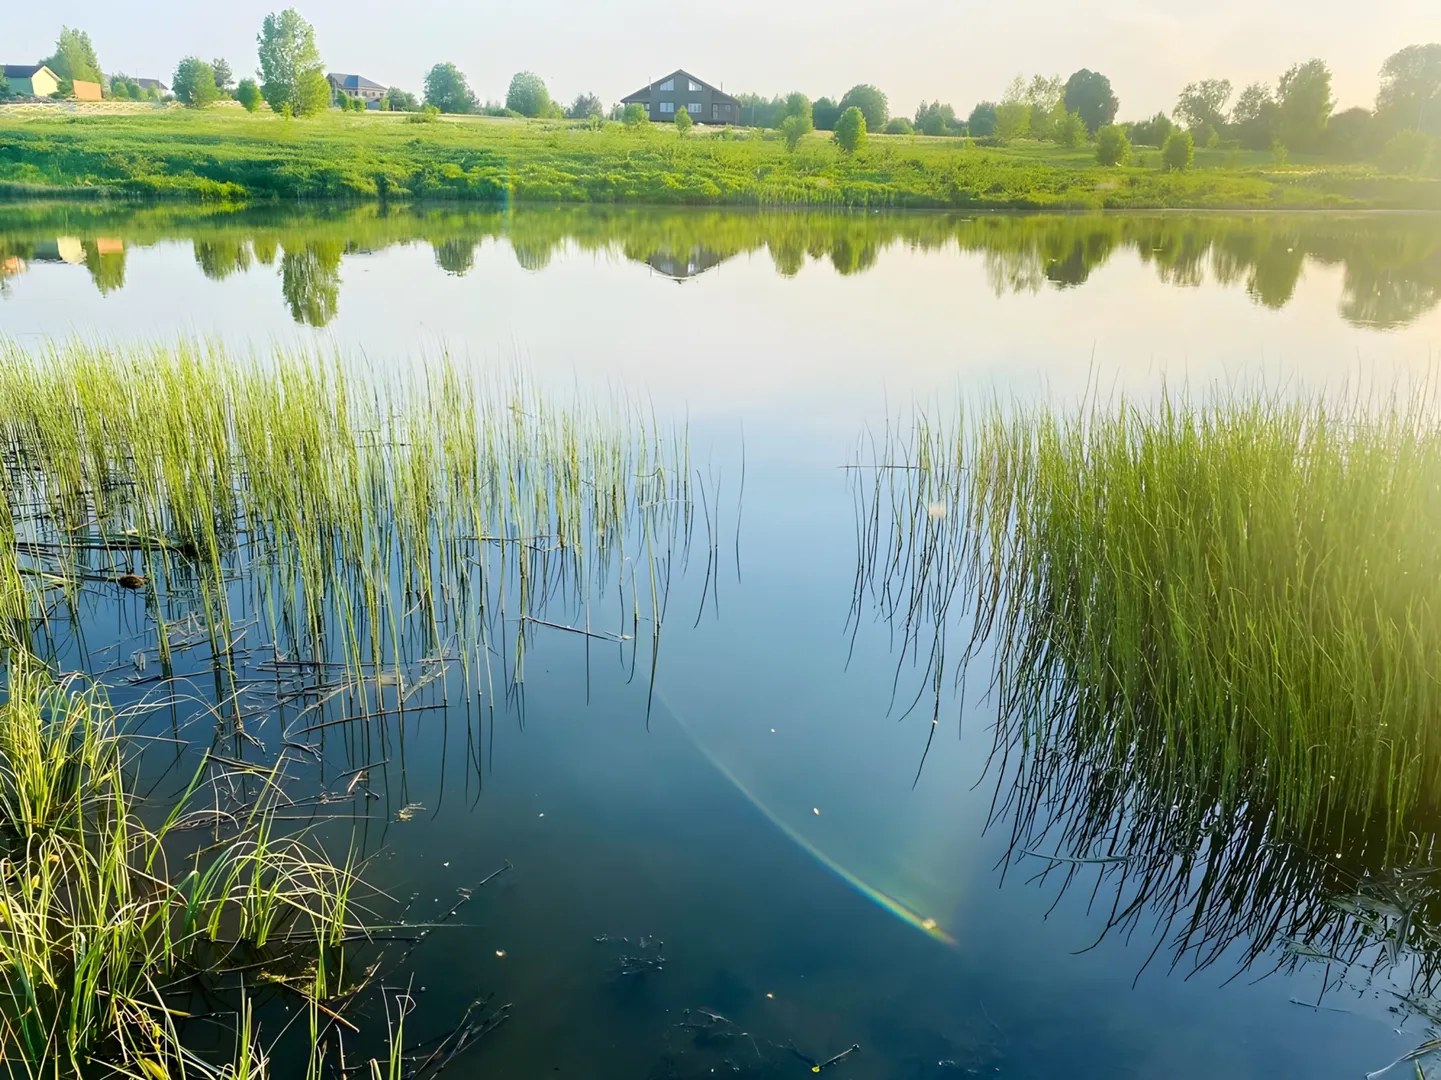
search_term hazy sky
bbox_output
[7,1,1435,118]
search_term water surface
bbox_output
[4,204,1441,1079]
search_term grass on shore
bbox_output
[1,108,1438,210]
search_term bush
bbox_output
[838,84,888,130]
[1056,110,1087,148]
[834,106,867,152]
[292,67,330,117]
[622,102,648,127]
[1378,130,1434,175]
[235,78,262,112]
[883,117,913,135]
[506,71,552,118]
[675,106,693,134]
[1162,130,1195,171]
[779,114,809,150]
[1095,125,1131,165]
[408,103,441,124]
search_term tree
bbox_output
[813,97,841,131]
[424,63,477,114]
[779,92,813,131]
[674,104,693,133]
[915,100,958,136]
[235,78,263,112]
[882,117,912,134]
[1276,59,1333,153]
[1324,107,1379,159]
[292,67,330,115]
[43,27,101,85]
[173,57,220,108]
[967,101,997,137]
[0,75,9,101]
[834,105,867,152]
[1174,79,1232,132]
[257,9,322,113]
[566,92,604,120]
[212,58,234,92]
[1162,129,1195,170]
[1377,44,1441,134]
[838,84,887,130]
[994,100,1031,141]
[1063,69,1118,135]
[384,86,419,112]
[622,102,649,126]
[1095,124,1131,165]
[1130,111,1173,147]
[506,71,552,118]
[1228,82,1278,150]
[1056,109,1087,148]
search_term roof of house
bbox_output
[2,64,54,80]
[328,73,385,91]
[135,78,168,90]
[621,69,739,106]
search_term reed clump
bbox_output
[856,389,1441,852]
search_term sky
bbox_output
[6,0,1435,118]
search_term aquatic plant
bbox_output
[851,387,1441,991]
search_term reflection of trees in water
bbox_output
[84,245,126,295]
[5,206,1441,330]
[281,241,344,327]
[433,238,477,276]
[193,239,253,281]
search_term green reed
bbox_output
[0,338,697,1077]
[854,387,1441,852]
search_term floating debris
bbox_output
[396,802,425,822]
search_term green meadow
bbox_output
[2,109,1439,209]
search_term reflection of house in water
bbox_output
[30,237,87,265]
[642,246,729,282]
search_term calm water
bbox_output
[5,204,1441,1079]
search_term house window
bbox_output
[712,103,719,120]
[687,103,701,115]
[688,80,701,91]
[659,101,675,114]
[660,79,674,91]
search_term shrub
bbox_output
[1162,130,1195,171]
[675,106,693,133]
[834,106,867,152]
[235,78,262,112]
[1056,110,1087,148]
[883,117,913,135]
[779,113,809,150]
[622,102,648,127]
[408,103,441,124]
[292,67,331,117]
[506,71,552,118]
[838,84,888,130]
[1378,130,1434,175]
[1095,125,1131,165]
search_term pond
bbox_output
[2,204,1441,1080]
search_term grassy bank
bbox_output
[2,109,1439,210]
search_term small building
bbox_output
[620,69,740,125]
[135,78,169,94]
[71,79,101,101]
[2,64,61,98]
[328,73,385,109]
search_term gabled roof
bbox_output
[328,73,385,91]
[135,78,168,91]
[2,64,55,80]
[621,69,738,106]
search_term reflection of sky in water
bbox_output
[4,212,1439,1077]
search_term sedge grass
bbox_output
[855,386,1441,855]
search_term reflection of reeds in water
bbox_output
[851,390,1441,994]
[0,340,703,1076]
